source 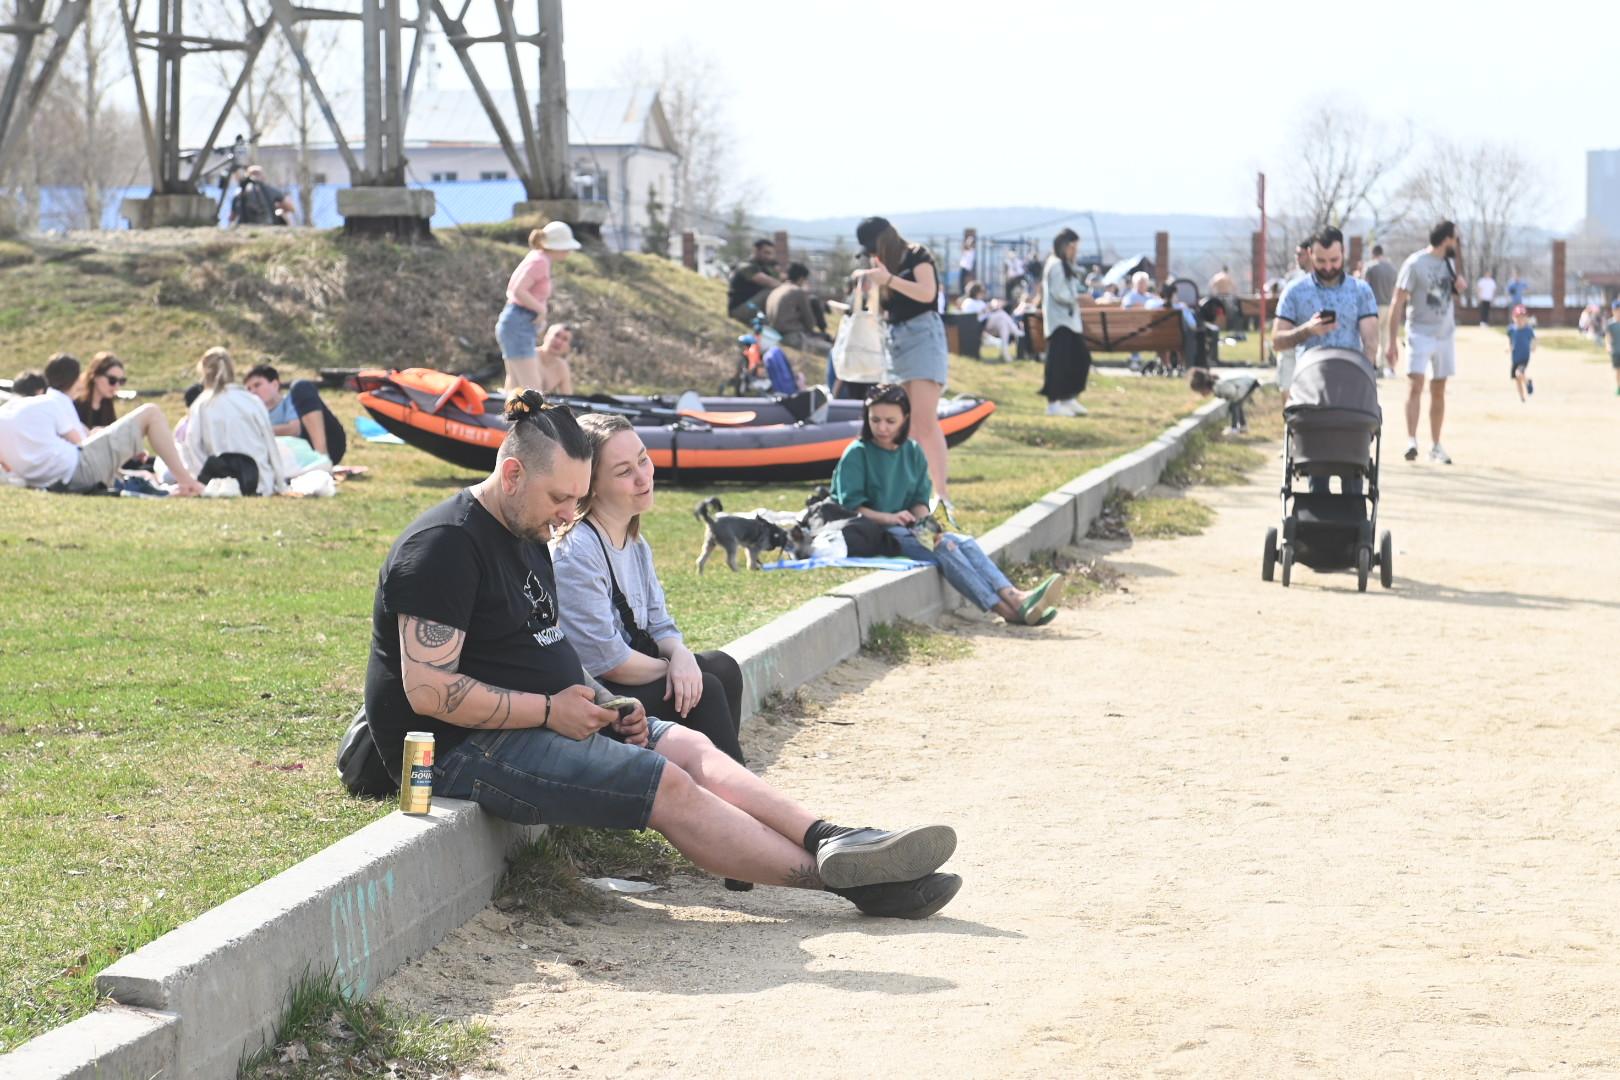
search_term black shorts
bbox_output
[1510,357,1530,375]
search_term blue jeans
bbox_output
[888,526,1012,612]
[434,718,675,829]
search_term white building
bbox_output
[251,86,678,251]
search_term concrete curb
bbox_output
[2,395,1232,1080]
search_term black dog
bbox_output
[694,497,805,572]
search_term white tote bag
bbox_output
[830,283,888,384]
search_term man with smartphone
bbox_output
[1271,226,1380,492]
[1272,225,1380,371]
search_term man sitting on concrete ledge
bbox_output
[363,389,962,919]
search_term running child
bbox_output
[1506,305,1535,402]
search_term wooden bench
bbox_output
[1078,306,1186,353]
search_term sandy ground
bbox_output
[382,328,1620,1078]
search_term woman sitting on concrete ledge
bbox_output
[551,415,748,772]
[830,383,1062,626]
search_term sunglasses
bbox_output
[102,374,127,386]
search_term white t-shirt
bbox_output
[1475,275,1497,303]
[958,297,989,315]
[0,389,82,487]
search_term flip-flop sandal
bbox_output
[1019,574,1065,623]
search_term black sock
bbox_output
[801,818,856,857]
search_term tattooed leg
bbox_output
[647,762,824,889]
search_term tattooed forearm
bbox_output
[442,675,477,713]
[782,863,823,890]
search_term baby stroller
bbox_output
[1261,348,1392,592]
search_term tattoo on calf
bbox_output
[783,863,823,890]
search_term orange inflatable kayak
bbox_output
[355,370,997,483]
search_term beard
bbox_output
[1314,268,1345,286]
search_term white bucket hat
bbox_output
[539,220,582,251]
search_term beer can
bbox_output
[400,732,434,814]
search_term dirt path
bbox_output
[382,328,1620,1078]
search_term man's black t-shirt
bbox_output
[728,258,775,315]
[363,489,585,778]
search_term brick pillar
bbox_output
[1349,234,1363,273]
[680,230,697,272]
[773,229,790,266]
[1251,231,1265,294]
[1154,231,1170,285]
[1551,239,1567,325]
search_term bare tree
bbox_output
[1400,137,1546,286]
[1280,101,1411,247]
[617,47,743,234]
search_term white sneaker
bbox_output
[1429,444,1452,465]
[1070,400,1088,416]
[1046,400,1076,417]
[1224,425,1241,436]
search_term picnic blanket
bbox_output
[762,555,932,572]
[355,416,404,444]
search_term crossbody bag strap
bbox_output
[586,520,646,637]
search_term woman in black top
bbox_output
[72,352,126,431]
[853,216,953,506]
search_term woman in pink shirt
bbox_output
[496,220,581,393]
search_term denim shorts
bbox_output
[433,718,674,829]
[886,312,949,387]
[495,302,539,359]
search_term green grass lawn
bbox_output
[0,284,1208,1053]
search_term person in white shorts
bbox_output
[1387,221,1465,464]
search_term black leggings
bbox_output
[601,650,745,764]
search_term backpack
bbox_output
[335,708,398,799]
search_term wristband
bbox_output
[541,694,552,729]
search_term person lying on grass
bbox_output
[363,390,962,919]
[830,383,1062,626]
[243,362,347,465]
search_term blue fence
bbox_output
[16,178,545,233]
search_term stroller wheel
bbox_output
[1262,527,1278,582]
[1379,530,1393,589]
[1280,545,1294,587]
[1356,546,1371,593]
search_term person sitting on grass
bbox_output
[1188,367,1259,435]
[0,353,203,495]
[71,351,128,431]
[364,391,962,918]
[243,362,347,465]
[830,383,1062,626]
[182,347,289,496]
[11,369,46,397]
[552,412,755,888]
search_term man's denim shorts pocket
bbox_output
[470,777,545,826]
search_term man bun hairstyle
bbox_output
[500,389,591,472]
[1429,220,1457,247]
[44,352,80,391]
